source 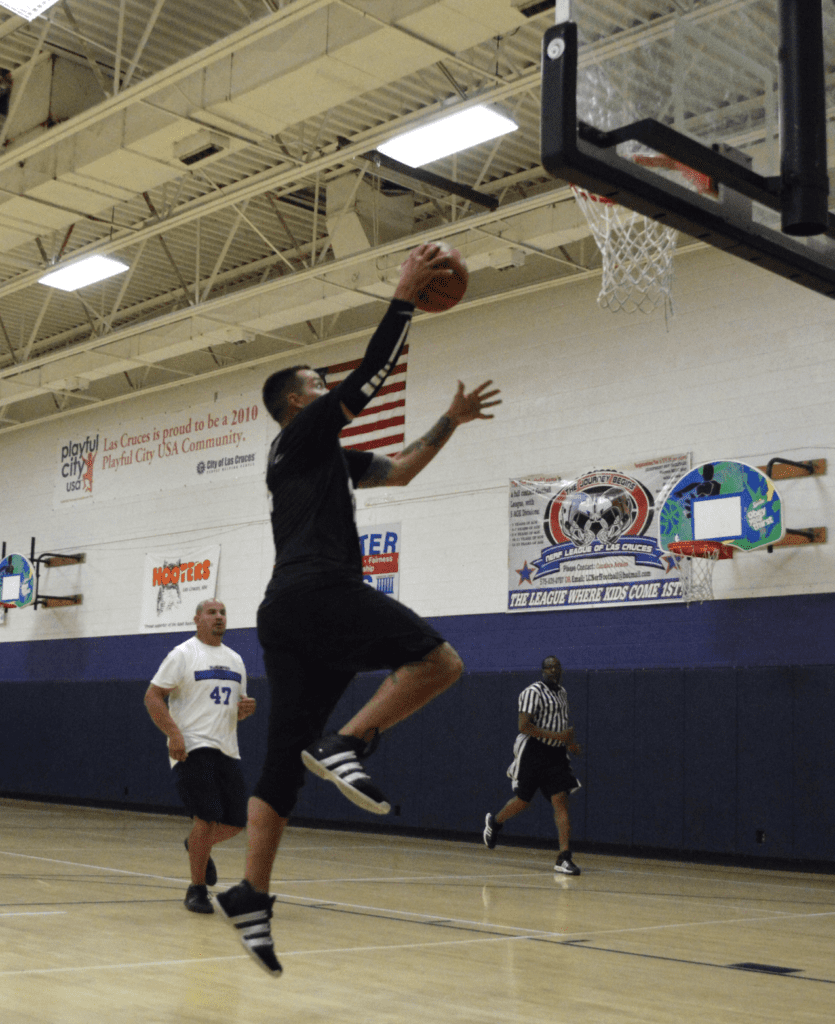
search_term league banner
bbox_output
[508,454,690,612]
[53,391,267,508]
[359,522,401,600]
[140,545,220,632]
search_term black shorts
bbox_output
[173,747,248,827]
[258,578,446,674]
[512,739,580,803]
[253,579,446,816]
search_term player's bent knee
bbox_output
[425,641,463,685]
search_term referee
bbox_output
[483,655,583,874]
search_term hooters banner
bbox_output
[508,454,690,612]
[140,546,220,632]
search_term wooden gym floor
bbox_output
[1,798,833,1023]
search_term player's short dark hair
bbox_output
[262,365,312,423]
[542,655,561,671]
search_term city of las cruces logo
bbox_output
[532,469,664,580]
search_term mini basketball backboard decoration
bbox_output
[0,552,35,609]
[657,461,784,602]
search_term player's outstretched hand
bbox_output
[448,380,501,425]
[393,242,452,304]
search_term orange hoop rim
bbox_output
[668,541,734,560]
[570,183,616,205]
[572,153,717,206]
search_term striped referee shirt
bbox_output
[518,680,570,747]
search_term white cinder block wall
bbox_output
[1,244,833,643]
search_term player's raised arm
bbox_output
[335,244,454,423]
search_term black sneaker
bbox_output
[483,813,502,850]
[185,837,217,887]
[554,852,581,876]
[215,880,282,977]
[184,883,214,914]
[301,733,391,815]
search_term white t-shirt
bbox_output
[150,636,248,768]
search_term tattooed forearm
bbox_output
[425,414,454,449]
[398,415,455,459]
[421,414,455,450]
[397,416,454,459]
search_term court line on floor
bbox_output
[2,847,827,932]
[0,911,66,918]
[4,847,827,929]
[552,937,835,986]
[0,933,535,978]
[0,954,247,977]
[0,849,187,884]
[271,890,835,942]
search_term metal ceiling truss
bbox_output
[0,0,831,433]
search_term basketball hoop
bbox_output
[572,155,716,316]
[667,540,733,604]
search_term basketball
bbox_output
[414,243,468,313]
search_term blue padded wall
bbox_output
[1,592,834,864]
[682,667,738,854]
[633,669,685,851]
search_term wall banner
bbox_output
[359,522,401,600]
[140,546,220,632]
[53,392,267,508]
[508,454,690,612]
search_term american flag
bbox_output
[318,345,408,457]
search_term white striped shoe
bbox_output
[215,881,282,976]
[301,733,391,815]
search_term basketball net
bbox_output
[572,185,677,316]
[667,541,732,604]
[572,156,715,317]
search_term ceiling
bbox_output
[0,0,833,433]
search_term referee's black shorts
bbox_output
[174,747,248,827]
[513,739,580,803]
[254,579,447,816]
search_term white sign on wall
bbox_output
[53,392,266,508]
[358,522,401,600]
[140,545,220,632]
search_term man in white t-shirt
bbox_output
[144,599,256,913]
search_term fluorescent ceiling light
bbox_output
[39,255,130,292]
[0,0,62,20]
[378,105,518,168]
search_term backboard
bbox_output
[540,2,835,299]
[658,461,784,553]
[0,552,35,608]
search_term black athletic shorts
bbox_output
[512,738,580,803]
[173,746,248,827]
[253,578,446,816]
[258,577,446,673]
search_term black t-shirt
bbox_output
[264,384,373,594]
[263,298,414,595]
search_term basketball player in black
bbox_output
[216,243,500,974]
